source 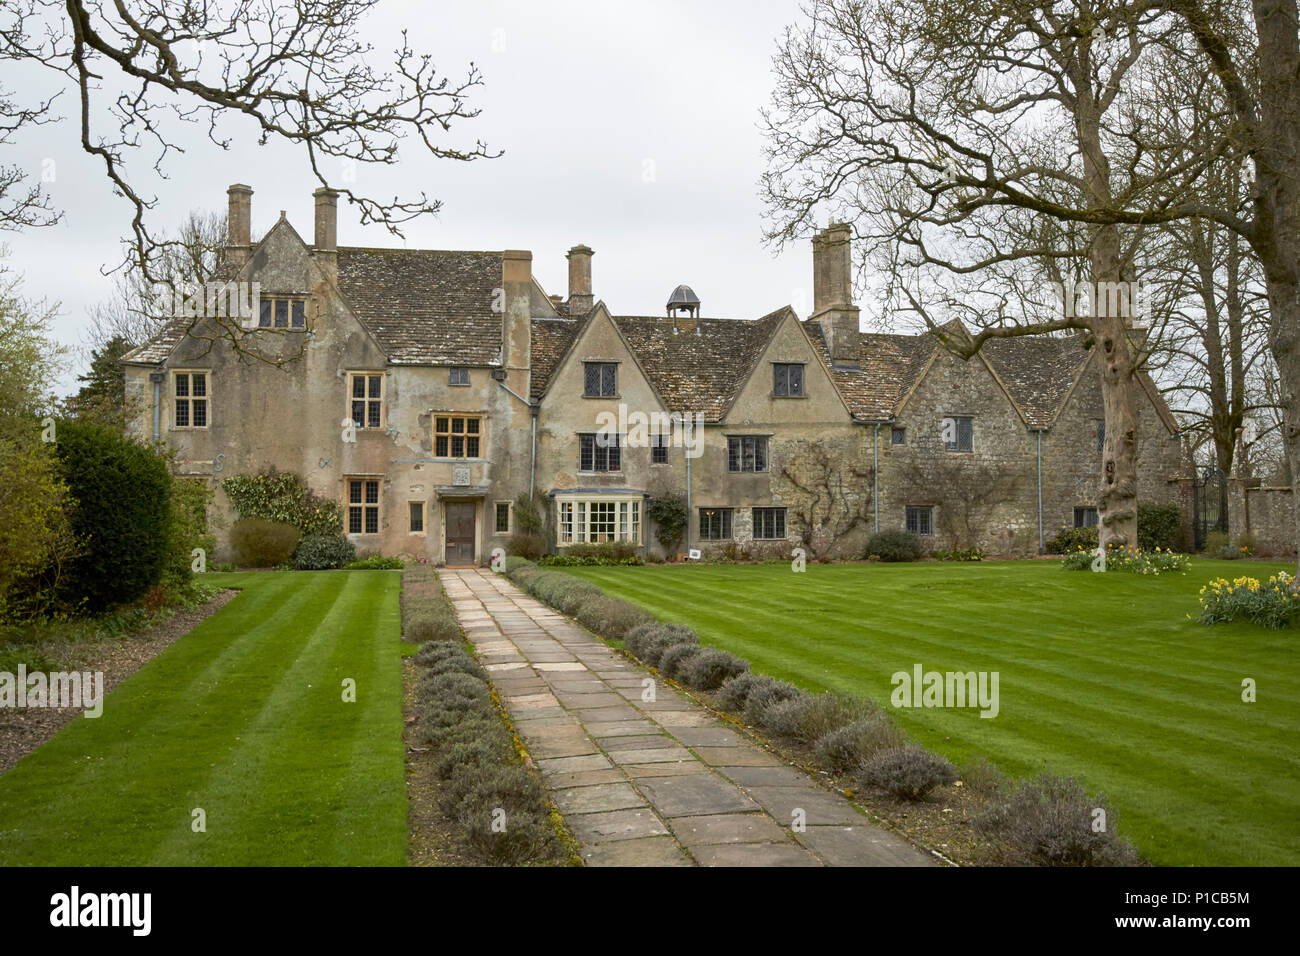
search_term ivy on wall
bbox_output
[221,467,343,536]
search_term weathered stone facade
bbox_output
[123,186,1185,564]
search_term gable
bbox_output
[726,310,852,423]
[540,305,664,416]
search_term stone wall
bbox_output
[1241,486,1297,557]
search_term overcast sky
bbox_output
[5,0,835,395]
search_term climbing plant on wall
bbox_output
[221,467,342,536]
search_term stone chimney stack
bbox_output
[811,223,860,368]
[313,186,339,284]
[502,250,534,398]
[567,244,594,315]
[226,184,253,270]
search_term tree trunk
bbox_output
[1097,312,1141,550]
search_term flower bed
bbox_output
[1197,572,1300,629]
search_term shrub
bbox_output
[573,594,653,640]
[414,641,468,667]
[162,477,215,591]
[635,624,698,666]
[530,571,603,614]
[933,547,986,561]
[975,773,1141,865]
[1235,531,1258,557]
[564,541,640,562]
[623,622,663,660]
[442,764,562,864]
[741,677,806,727]
[716,671,768,711]
[434,735,516,780]
[538,553,642,567]
[1137,502,1182,552]
[960,756,1008,798]
[647,493,688,551]
[865,530,923,562]
[230,517,301,568]
[1197,572,1300,628]
[813,712,909,773]
[424,654,487,679]
[1047,525,1098,555]
[512,493,545,535]
[405,605,462,643]
[680,648,749,690]
[657,642,702,681]
[221,467,342,536]
[1202,529,1230,555]
[775,692,877,745]
[1061,544,1190,575]
[503,556,537,575]
[51,420,172,611]
[857,745,958,800]
[294,534,356,570]
[507,532,547,561]
[345,555,403,570]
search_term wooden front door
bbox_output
[445,502,476,565]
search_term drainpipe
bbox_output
[1036,429,1045,554]
[530,404,538,500]
[149,369,166,443]
[685,420,693,552]
[873,422,881,533]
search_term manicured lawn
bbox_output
[0,570,405,865]
[563,559,1300,866]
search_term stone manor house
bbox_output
[122,185,1183,565]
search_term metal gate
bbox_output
[1194,466,1228,551]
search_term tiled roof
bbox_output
[530,316,586,400]
[804,321,1096,427]
[120,317,190,365]
[336,248,503,365]
[611,309,786,420]
[981,335,1092,428]
[804,322,938,420]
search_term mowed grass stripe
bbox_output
[562,561,1299,865]
[0,573,341,864]
[0,571,405,866]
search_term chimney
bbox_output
[313,186,339,284]
[502,250,533,398]
[566,244,594,315]
[811,223,860,368]
[226,184,253,270]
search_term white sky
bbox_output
[4,0,827,395]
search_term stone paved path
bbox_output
[440,568,936,867]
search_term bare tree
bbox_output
[0,0,497,282]
[762,0,1195,550]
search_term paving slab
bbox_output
[638,774,761,818]
[691,843,822,867]
[669,813,792,847]
[580,836,691,867]
[567,808,670,843]
[744,786,865,827]
[690,746,784,768]
[795,825,937,867]
[552,783,647,815]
